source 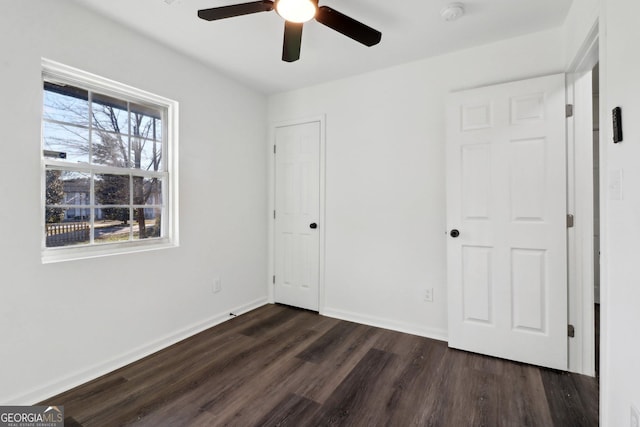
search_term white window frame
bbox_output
[41,59,179,263]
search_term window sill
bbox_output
[41,239,178,264]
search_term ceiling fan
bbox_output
[197,0,382,62]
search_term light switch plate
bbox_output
[424,288,433,302]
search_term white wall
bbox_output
[268,29,565,339]
[599,0,640,425]
[563,0,599,69]
[0,0,268,404]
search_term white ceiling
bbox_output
[73,0,573,94]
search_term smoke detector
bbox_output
[441,3,465,21]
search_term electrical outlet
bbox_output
[631,404,640,427]
[213,278,221,294]
[424,288,433,302]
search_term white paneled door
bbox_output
[446,74,568,370]
[274,121,321,311]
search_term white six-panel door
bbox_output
[274,121,321,311]
[446,74,568,370]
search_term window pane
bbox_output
[46,170,90,206]
[131,138,162,171]
[97,207,130,227]
[132,115,152,138]
[147,178,163,205]
[93,131,129,167]
[133,207,162,240]
[43,82,89,126]
[45,169,65,210]
[95,174,130,206]
[154,118,163,141]
[132,177,162,206]
[130,108,160,138]
[61,172,90,206]
[43,122,89,163]
[45,220,90,247]
[92,93,128,134]
[95,209,131,243]
[63,207,90,222]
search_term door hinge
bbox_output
[567,214,574,228]
[566,104,574,118]
[273,210,276,219]
[568,324,575,338]
[272,275,275,284]
[273,145,276,154]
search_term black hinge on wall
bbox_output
[274,145,276,154]
[566,104,574,118]
[273,275,275,284]
[567,214,574,228]
[568,324,575,338]
[273,210,276,219]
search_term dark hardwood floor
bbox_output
[41,304,599,426]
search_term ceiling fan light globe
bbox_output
[276,0,317,23]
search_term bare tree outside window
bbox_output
[45,170,65,223]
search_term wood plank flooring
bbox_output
[41,304,599,426]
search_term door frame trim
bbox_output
[566,22,599,376]
[268,115,326,313]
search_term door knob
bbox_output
[450,229,460,238]
[310,223,318,229]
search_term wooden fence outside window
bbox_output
[46,222,90,247]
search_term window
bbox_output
[41,59,178,263]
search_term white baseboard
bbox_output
[321,307,448,342]
[6,297,268,405]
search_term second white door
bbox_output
[274,120,321,311]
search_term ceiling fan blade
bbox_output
[315,6,381,47]
[282,21,303,62]
[197,1,274,21]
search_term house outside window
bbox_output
[41,59,179,263]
